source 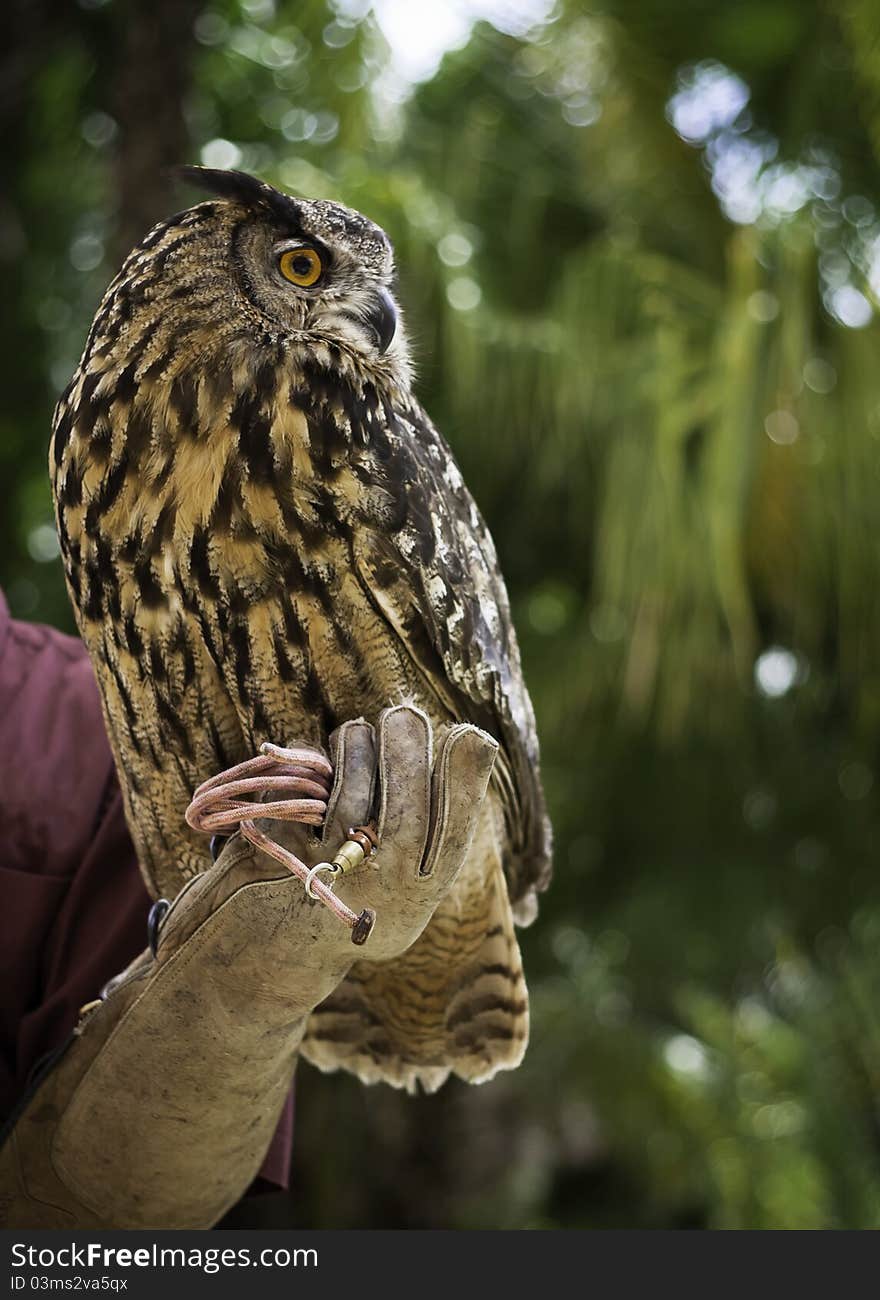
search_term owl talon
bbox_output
[186,746,375,941]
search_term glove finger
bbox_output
[321,720,377,846]
[420,723,499,884]
[376,705,432,873]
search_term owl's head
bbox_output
[101,167,410,390]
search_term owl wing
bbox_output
[351,401,552,910]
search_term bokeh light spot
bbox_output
[27,524,61,564]
[667,62,749,145]
[200,138,243,169]
[802,358,837,393]
[764,410,799,445]
[437,232,473,267]
[81,112,118,149]
[754,647,802,697]
[825,284,872,328]
[747,290,779,322]
[193,12,230,46]
[446,276,482,311]
[69,234,104,273]
[663,1034,710,1079]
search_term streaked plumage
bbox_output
[50,168,551,1090]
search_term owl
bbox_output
[50,168,552,1092]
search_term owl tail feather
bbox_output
[299,800,529,1093]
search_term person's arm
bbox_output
[0,705,497,1229]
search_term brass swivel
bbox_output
[332,824,379,875]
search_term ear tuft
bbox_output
[174,166,302,230]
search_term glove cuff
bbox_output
[0,839,352,1228]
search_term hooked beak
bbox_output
[367,286,397,355]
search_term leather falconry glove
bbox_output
[0,705,498,1230]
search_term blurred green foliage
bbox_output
[3,0,880,1229]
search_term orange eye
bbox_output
[278,247,323,287]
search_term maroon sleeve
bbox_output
[0,591,292,1188]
